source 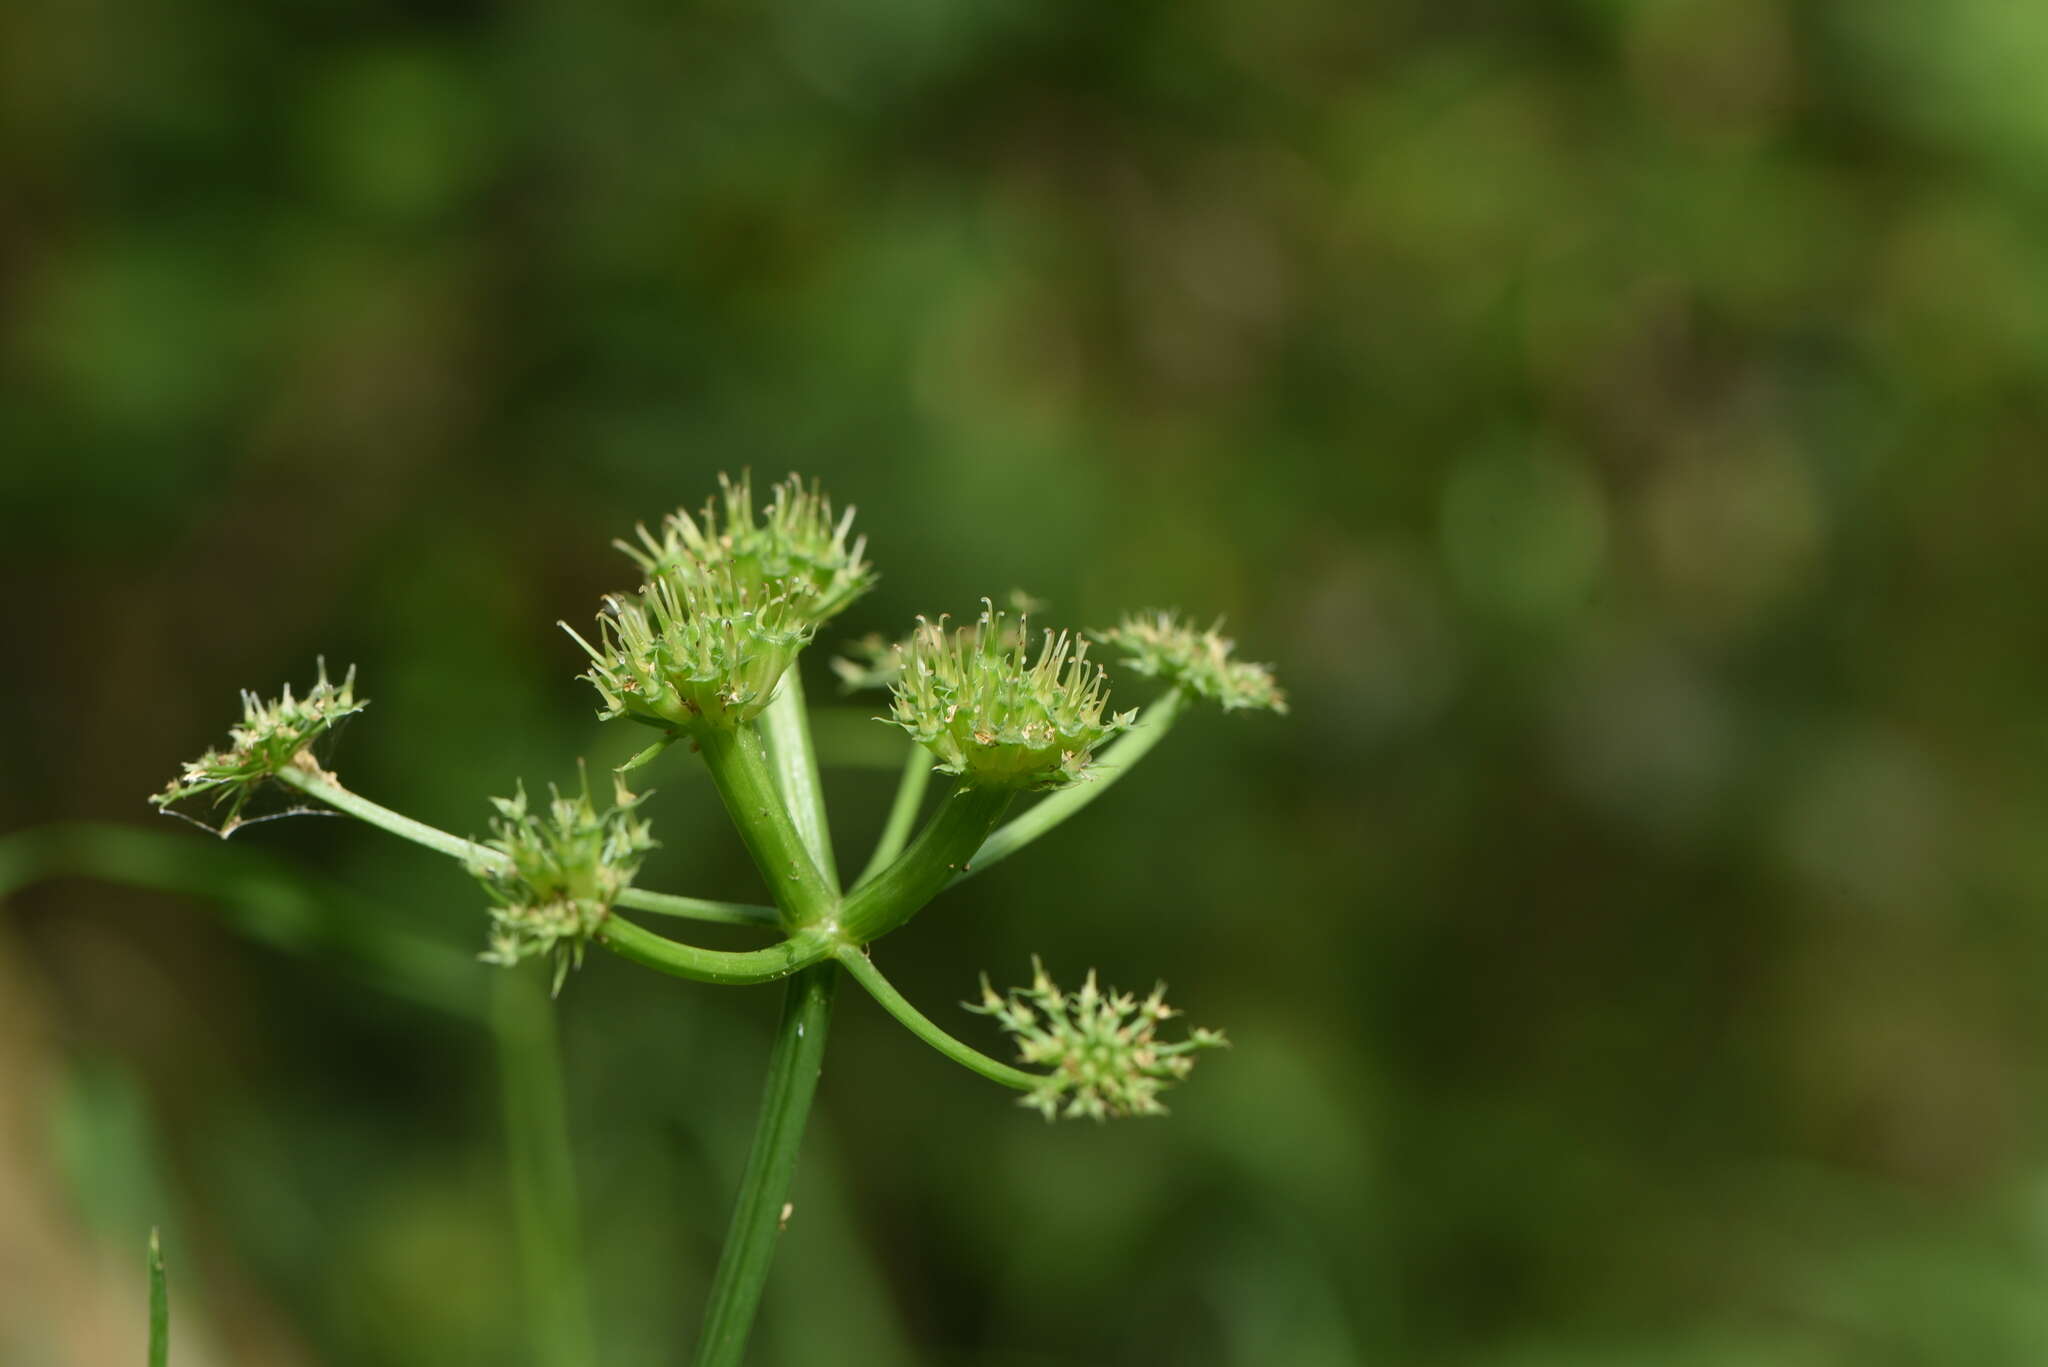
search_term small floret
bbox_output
[1092,611,1286,713]
[469,771,655,991]
[151,661,366,834]
[969,958,1228,1121]
[883,600,1134,790]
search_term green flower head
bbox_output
[1092,611,1287,714]
[617,471,875,626]
[564,567,815,731]
[884,600,1135,790]
[151,660,366,834]
[970,959,1228,1121]
[470,770,655,991]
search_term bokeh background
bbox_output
[5,0,2048,1363]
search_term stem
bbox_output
[838,784,1014,945]
[953,685,1187,886]
[690,659,845,1360]
[266,766,778,928]
[274,762,478,860]
[758,672,839,891]
[694,728,836,929]
[493,969,596,1367]
[693,963,837,1367]
[835,945,1038,1091]
[148,1228,168,1367]
[617,889,779,928]
[852,745,930,890]
[595,916,829,986]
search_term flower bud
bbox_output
[969,958,1228,1121]
[884,600,1134,790]
[151,660,366,834]
[469,771,655,991]
[1092,611,1287,713]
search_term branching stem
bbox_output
[853,744,931,890]
[835,945,1038,1091]
[954,685,1188,885]
[267,765,779,927]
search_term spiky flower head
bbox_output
[831,592,1041,694]
[151,661,366,834]
[970,958,1228,1121]
[469,770,655,991]
[617,471,875,625]
[884,600,1135,790]
[1093,611,1287,713]
[563,566,815,730]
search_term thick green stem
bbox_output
[596,916,828,986]
[689,659,844,1362]
[758,673,839,891]
[953,685,1187,886]
[835,945,1038,1091]
[693,963,838,1367]
[267,765,778,927]
[694,727,836,928]
[852,745,931,890]
[493,968,596,1367]
[837,784,1014,945]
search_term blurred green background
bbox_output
[5,0,2048,1363]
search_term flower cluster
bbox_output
[151,661,366,833]
[830,593,1039,694]
[1092,611,1287,713]
[469,773,655,990]
[568,474,875,730]
[970,959,1228,1121]
[884,601,1134,790]
[565,571,816,730]
[617,472,875,625]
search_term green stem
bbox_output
[758,673,839,891]
[694,728,836,929]
[838,784,1014,945]
[266,766,778,928]
[274,762,477,860]
[493,969,596,1367]
[148,1228,168,1367]
[835,945,1038,1091]
[690,660,843,1361]
[595,916,829,986]
[693,963,837,1367]
[953,685,1187,886]
[616,889,778,928]
[852,746,931,890]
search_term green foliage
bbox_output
[29,0,2048,1360]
